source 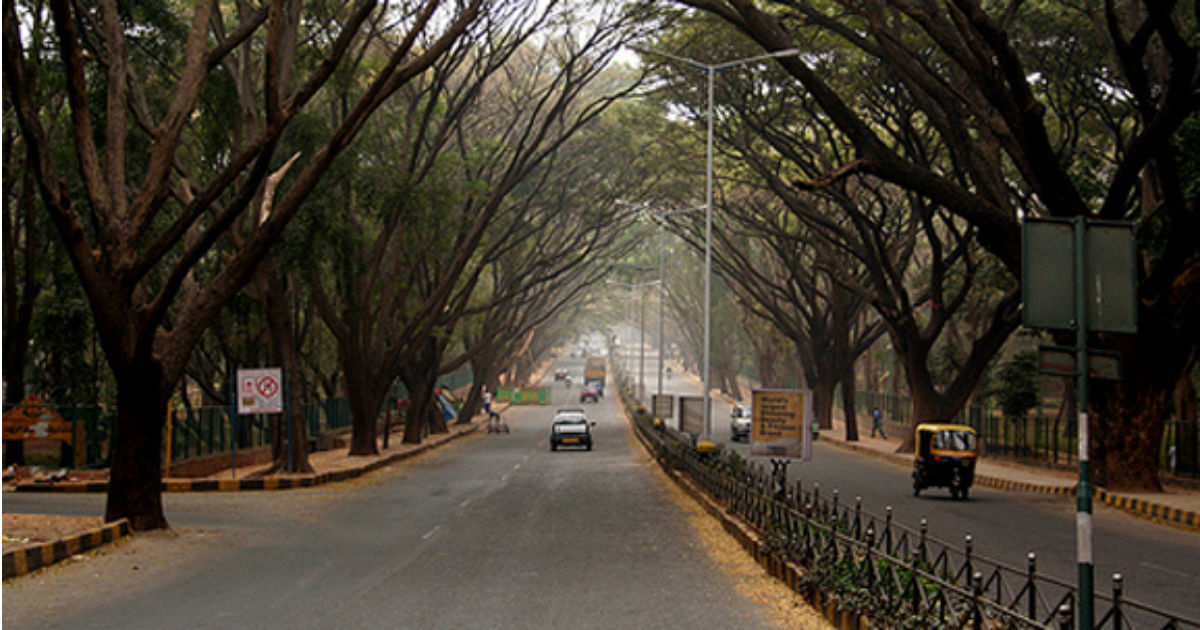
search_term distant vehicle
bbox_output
[579,383,601,403]
[583,356,606,394]
[554,369,569,381]
[730,404,752,441]
[550,409,595,451]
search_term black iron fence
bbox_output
[625,395,1199,630]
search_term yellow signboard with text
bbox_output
[749,389,812,461]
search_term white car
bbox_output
[730,404,752,442]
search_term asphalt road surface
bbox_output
[613,346,1200,622]
[4,361,801,630]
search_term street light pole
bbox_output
[639,285,647,403]
[633,45,801,447]
[703,64,715,443]
[607,278,661,405]
[657,229,665,402]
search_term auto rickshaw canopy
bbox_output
[915,423,979,457]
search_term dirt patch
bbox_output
[2,514,105,553]
[626,429,833,630]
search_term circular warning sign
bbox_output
[256,376,279,399]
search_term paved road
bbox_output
[614,347,1200,622]
[3,362,792,630]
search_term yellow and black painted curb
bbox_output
[1094,487,1199,533]
[12,422,481,495]
[825,436,1200,534]
[3,519,130,580]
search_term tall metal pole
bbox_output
[639,285,646,404]
[628,46,801,448]
[1074,216,1094,629]
[658,227,665,400]
[702,65,714,441]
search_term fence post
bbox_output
[972,571,984,630]
[964,534,975,582]
[919,518,928,565]
[1028,552,1038,622]
[1057,602,1074,630]
[884,506,893,553]
[1112,573,1123,630]
[864,525,876,588]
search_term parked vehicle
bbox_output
[912,423,979,500]
[550,409,595,451]
[579,383,601,403]
[729,404,752,442]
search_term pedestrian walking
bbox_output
[483,387,498,419]
[871,407,886,439]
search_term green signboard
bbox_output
[1022,218,1137,333]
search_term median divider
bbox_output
[3,519,131,581]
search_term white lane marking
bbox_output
[1140,561,1194,579]
[459,499,472,508]
[421,525,441,540]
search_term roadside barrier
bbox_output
[621,388,1199,630]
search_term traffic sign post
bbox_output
[1022,217,1136,629]
[234,368,286,478]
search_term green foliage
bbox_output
[992,351,1039,420]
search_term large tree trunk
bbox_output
[1090,322,1191,490]
[841,372,860,442]
[403,383,434,445]
[105,361,169,530]
[811,377,837,431]
[343,359,383,456]
[263,279,312,474]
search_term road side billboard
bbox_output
[652,394,675,420]
[749,389,812,461]
[678,395,706,435]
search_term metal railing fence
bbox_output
[626,395,1199,630]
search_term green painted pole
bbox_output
[1074,216,1094,629]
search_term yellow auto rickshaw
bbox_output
[912,423,979,500]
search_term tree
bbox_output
[4,0,482,529]
[306,2,649,454]
[672,0,1198,486]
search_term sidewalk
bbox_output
[7,415,487,494]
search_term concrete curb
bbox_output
[1094,487,1200,532]
[3,519,131,580]
[823,436,1200,533]
[11,421,482,495]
